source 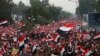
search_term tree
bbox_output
[11,1,29,22]
[30,0,62,19]
[18,1,28,16]
[0,0,14,24]
[96,0,100,12]
[21,0,72,30]
[48,6,62,20]
[60,11,72,19]
[78,0,96,16]
[42,0,49,6]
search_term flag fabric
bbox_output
[64,23,75,28]
[94,33,100,39]
[49,33,60,42]
[45,38,53,42]
[32,45,37,53]
[54,34,60,42]
[51,54,58,56]
[32,44,37,55]
[58,22,76,35]
[69,40,72,48]
[59,26,71,31]
[0,48,4,56]
[0,19,8,25]
[76,45,92,56]
[82,49,92,56]
[18,34,26,47]
[60,46,65,56]
[80,33,91,40]
[0,54,3,56]
[85,50,92,56]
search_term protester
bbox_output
[0,19,100,56]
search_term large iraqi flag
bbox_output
[57,22,76,35]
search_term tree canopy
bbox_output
[0,0,12,18]
[78,0,96,15]
[77,0,100,17]
[21,0,72,30]
[96,0,100,12]
[28,0,72,20]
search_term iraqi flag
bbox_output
[82,49,92,56]
[0,19,8,25]
[49,33,60,42]
[57,23,75,36]
[32,43,37,55]
[60,46,65,56]
[59,26,72,31]
[18,34,26,51]
[57,26,72,35]
[94,33,100,40]
[45,38,53,42]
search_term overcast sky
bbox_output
[13,0,79,13]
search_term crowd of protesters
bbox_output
[0,19,100,56]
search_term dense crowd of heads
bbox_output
[0,19,100,56]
